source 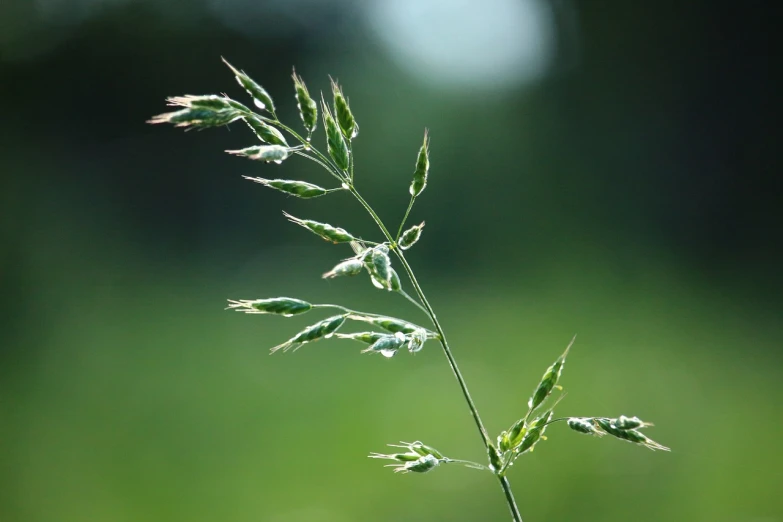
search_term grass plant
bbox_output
[150,60,669,521]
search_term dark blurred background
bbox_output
[1,1,781,521]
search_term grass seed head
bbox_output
[323,258,365,278]
[335,331,388,344]
[404,441,445,460]
[271,314,347,353]
[370,442,445,474]
[330,77,358,140]
[506,418,527,449]
[399,222,425,250]
[346,314,421,334]
[567,417,605,436]
[243,177,329,198]
[487,444,503,473]
[243,116,288,146]
[147,107,243,128]
[227,145,290,164]
[498,431,512,453]
[528,335,575,412]
[365,246,393,290]
[226,297,312,316]
[389,268,402,292]
[321,98,350,172]
[166,94,234,110]
[409,130,430,198]
[615,415,652,430]
[292,70,318,137]
[222,57,276,113]
[515,410,554,455]
[396,454,440,474]
[593,417,670,451]
[362,332,407,357]
[283,212,357,243]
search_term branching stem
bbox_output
[348,186,524,522]
[275,117,524,522]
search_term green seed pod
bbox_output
[515,410,553,455]
[498,431,511,453]
[323,258,364,278]
[226,297,312,316]
[292,70,318,136]
[389,268,402,292]
[593,417,620,436]
[401,454,439,474]
[409,130,430,198]
[362,332,406,357]
[506,418,527,449]
[283,212,357,243]
[271,314,346,353]
[567,417,604,436]
[365,247,393,290]
[167,94,233,110]
[347,314,421,334]
[243,116,288,146]
[527,336,575,413]
[228,146,290,164]
[321,100,350,171]
[243,177,329,198]
[487,444,503,473]
[407,441,445,460]
[387,453,421,463]
[594,418,669,451]
[335,331,388,344]
[147,107,243,128]
[330,77,358,139]
[615,415,651,430]
[222,58,275,113]
[399,222,425,250]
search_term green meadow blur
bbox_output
[1,2,781,521]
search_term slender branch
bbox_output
[396,196,416,241]
[398,288,429,316]
[293,151,345,184]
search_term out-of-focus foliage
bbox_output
[1,1,781,521]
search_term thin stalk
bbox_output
[397,288,429,316]
[292,151,344,184]
[396,196,416,241]
[500,476,524,522]
[347,187,523,522]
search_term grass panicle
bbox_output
[151,59,670,522]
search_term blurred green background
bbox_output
[1,1,781,521]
